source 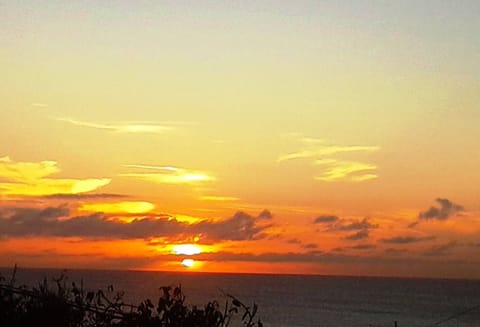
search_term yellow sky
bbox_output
[1,1,480,279]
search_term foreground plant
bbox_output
[0,268,262,327]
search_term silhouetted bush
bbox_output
[0,267,262,327]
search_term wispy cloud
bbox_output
[287,238,302,244]
[123,164,178,171]
[423,241,458,256]
[329,218,378,232]
[380,235,435,244]
[57,118,177,134]
[317,215,377,243]
[345,230,370,241]
[199,195,239,202]
[120,164,214,185]
[313,215,339,224]
[314,159,377,182]
[302,243,319,249]
[0,156,110,196]
[347,244,376,250]
[278,137,379,182]
[42,193,128,200]
[278,138,379,162]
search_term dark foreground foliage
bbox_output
[0,268,262,327]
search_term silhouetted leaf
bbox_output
[86,291,94,303]
[232,299,242,307]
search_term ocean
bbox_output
[1,268,479,327]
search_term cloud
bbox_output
[197,251,333,264]
[120,164,214,185]
[123,165,178,171]
[0,156,59,182]
[345,230,369,241]
[347,244,376,250]
[0,206,70,237]
[197,249,386,264]
[258,209,273,219]
[195,210,273,241]
[79,201,155,214]
[423,241,458,256]
[330,218,378,232]
[277,137,379,182]
[1,178,111,196]
[0,206,272,242]
[380,235,435,244]
[317,217,378,243]
[418,198,464,221]
[196,248,479,267]
[314,159,377,182]
[42,193,128,200]
[314,215,339,224]
[284,238,318,250]
[0,157,110,196]
[277,138,379,162]
[57,118,175,134]
[199,196,239,202]
[287,238,302,244]
[317,217,376,248]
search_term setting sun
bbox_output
[181,259,195,268]
[172,244,201,256]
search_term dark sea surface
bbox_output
[1,268,480,327]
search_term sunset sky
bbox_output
[1,1,480,279]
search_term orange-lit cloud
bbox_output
[79,201,155,214]
[120,164,214,185]
[0,156,110,196]
[0,156,59,181]
[173,214,205,224]
[42,193,128,200]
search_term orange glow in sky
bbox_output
[1,1,480,279]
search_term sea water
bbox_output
[1,268,479,327]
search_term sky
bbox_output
[1,0,480,279]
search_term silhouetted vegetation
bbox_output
[0,267,262,327]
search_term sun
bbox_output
[172,244,201,255]
[181,259,195,268]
